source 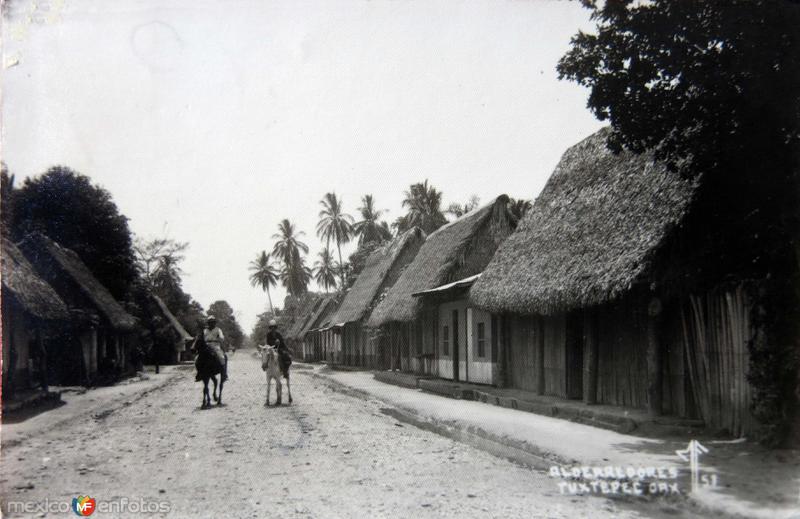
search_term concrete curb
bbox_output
[310,370,568,471]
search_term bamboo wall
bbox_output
[595,299,649,409]
[681,285,755,436]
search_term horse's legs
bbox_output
[286,373,292,404]
[217,377,224,406]
[276,376,282,405]
[202,378,210,408]
[265,376,271,406]
[212,376,219,403]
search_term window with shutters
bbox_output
[442,325,450,356]
[477,322,486,358]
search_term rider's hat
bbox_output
[268,319,278,327]
[206,315,217,322]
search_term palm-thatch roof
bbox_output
[328,227,426,327]
[19,232,137,331]
[285,295,325,341]
[1,237,69,321]
[470,127,697,315]
[368,195,514,327]
[151,294,192,342]
[304,296,338,336]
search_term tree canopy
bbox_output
[11,166,138,299]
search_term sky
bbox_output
[1,0,603,332]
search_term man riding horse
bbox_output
[193,315,228,408]
[265,319,291,376]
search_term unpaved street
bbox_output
[2,355,685,518]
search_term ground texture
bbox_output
[2,354,705,518]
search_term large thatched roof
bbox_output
[19,232,137,331]
[1,237,69,321]
[285,296,325,340]
[368,195,513,326]
[304,296,338,335]
[470,128,697,315]
[151,294,192,341]
[328,227,426,327]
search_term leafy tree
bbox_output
[313,248,338,292]
[353,194,392,245]
[134,237,188,287]
[207,300,244,350]
[557,0,800,178]
[11,166,137,298]
[398,180,447,234]
[446,195,480,218]
[316,192,354,288]
[248,250,279,313]
[1,164,14,237]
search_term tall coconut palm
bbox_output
[401,180,448,234]
[313,248,338,292]
[272,219,309,265]
[316,192,354,288]
[272,219,310,296]
[248,250,279,313]
[353,194,392,245]
[280,256,312,297]
[153,254,183,296]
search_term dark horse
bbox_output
[193,333,226,409]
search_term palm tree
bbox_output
[316,192,354,288]
[280,256,312,297]
[446,195,481,218]
[272,219,310,297]
[272,219,309,265]
[153,254,183,295]
[508,198,533,223]
[353,194,392,245]
[313,248,338,292]
[248,250,279,313]
[401,180,448,234]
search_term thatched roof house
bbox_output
[303,295,338,336]
[19,232,137,331]
[1,238,69,321]
[471,128,696,315]
[368,195,514,327]
[151,294,192,342]
[285,295,325,341]
[329,227,426,328]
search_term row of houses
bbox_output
[2,232,191,397]
[294,127,770,437]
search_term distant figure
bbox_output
[266,319,291,377]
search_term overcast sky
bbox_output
[2,0,602,333]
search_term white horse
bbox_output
[258,345,292,406]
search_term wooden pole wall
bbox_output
[647,297,664,416]
[583,310,599,405]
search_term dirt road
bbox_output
[2,354,691,518]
